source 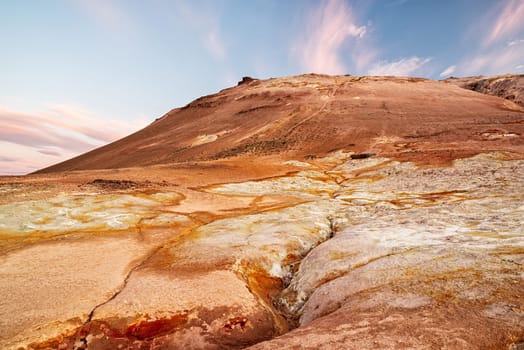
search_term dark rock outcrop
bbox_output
[445,74,524,107]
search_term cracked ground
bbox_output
[1,74,523,349]
[0,151,523,349]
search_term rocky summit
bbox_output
[0,74,523,349]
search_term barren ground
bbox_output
[1,74,523,349]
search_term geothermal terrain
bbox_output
[0,74,523,349]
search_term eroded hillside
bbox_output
[446,74,524,107]
[37,74,524,172]
[1,74,523,349]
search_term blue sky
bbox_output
[1,0,523,174]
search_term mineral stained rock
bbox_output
[0,74,523,349]
[445,74,524,107]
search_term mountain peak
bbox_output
[36,74,523,173]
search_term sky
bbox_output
[1,0,523,175]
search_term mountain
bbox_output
[1,74,523,350]
[36,74,524,173]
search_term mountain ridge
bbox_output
[35,74,524,174]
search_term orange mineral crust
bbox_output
[0,74,523,349]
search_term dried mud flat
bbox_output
[0,74,523,349]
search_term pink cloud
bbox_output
[294,0,367,74]
[484,0,524,47]
[0,156,18,162]
[353,48,379,73]
[456,1,524,77]
[0,142,46,174]
[0,104,149,175]
[0,110,95,152]
[46,104,139,143]
[38,150,62,157]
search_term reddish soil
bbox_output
[34,74,524,174]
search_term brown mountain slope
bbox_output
[2,74,524,349]
[445,74,524,107]
[36,74,524,173]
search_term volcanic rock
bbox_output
[0,74,523,349]
[446,74,524,107]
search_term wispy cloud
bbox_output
[294,0,367,74]
[78,0,132,32]
[0,156,18,162]
[484,0,524,47]
[462,45,524,75]
[460,39,524,77]
[293,0,433,77]
[439,65,456,77]
[456,1,524,76]
[353,49,379,73]
[386,0,409,7]
[38,149,62,157]
[174,2,227,61]
[0,104,149,175]
[0,141,51,175]
[368,57,432,76]
[205,30,226,60]
[508,39,524,47]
